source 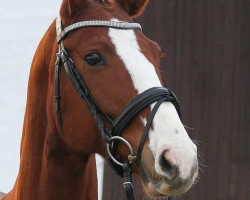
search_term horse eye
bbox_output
[84,53,103,66]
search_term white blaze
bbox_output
[108,20,196,180]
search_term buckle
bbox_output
[123,181,133,189]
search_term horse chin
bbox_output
[139,166,192,198]
[139,166,167,197]
[146,182,171,197]
[144,180,192,197]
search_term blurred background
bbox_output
[103,0,250,199]
[0,0,249,200]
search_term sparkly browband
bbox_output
[56,15,142,43]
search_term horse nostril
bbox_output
[159,151,179,180]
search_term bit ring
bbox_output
[107,136,135,166]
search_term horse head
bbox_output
[53,0,198,197]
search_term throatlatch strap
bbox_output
[123,163,134,200]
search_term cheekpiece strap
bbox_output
[56,15,142,43]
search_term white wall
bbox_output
[0,0,103,198]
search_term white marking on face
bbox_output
[108,19,197,180]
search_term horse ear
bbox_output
[60,0,86,17]
[116,0,149,18]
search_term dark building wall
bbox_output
[103,0,250,199]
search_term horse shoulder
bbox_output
[0,192,6,200]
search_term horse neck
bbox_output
[5,22,98,200]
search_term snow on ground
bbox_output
[0,0,104,198]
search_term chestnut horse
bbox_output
[1,0,198,199]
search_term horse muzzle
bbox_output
[140,146,199,197]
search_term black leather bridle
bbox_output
[54,15,181,200]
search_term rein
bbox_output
[55,15,180,200]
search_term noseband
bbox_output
[55,16,181,200]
